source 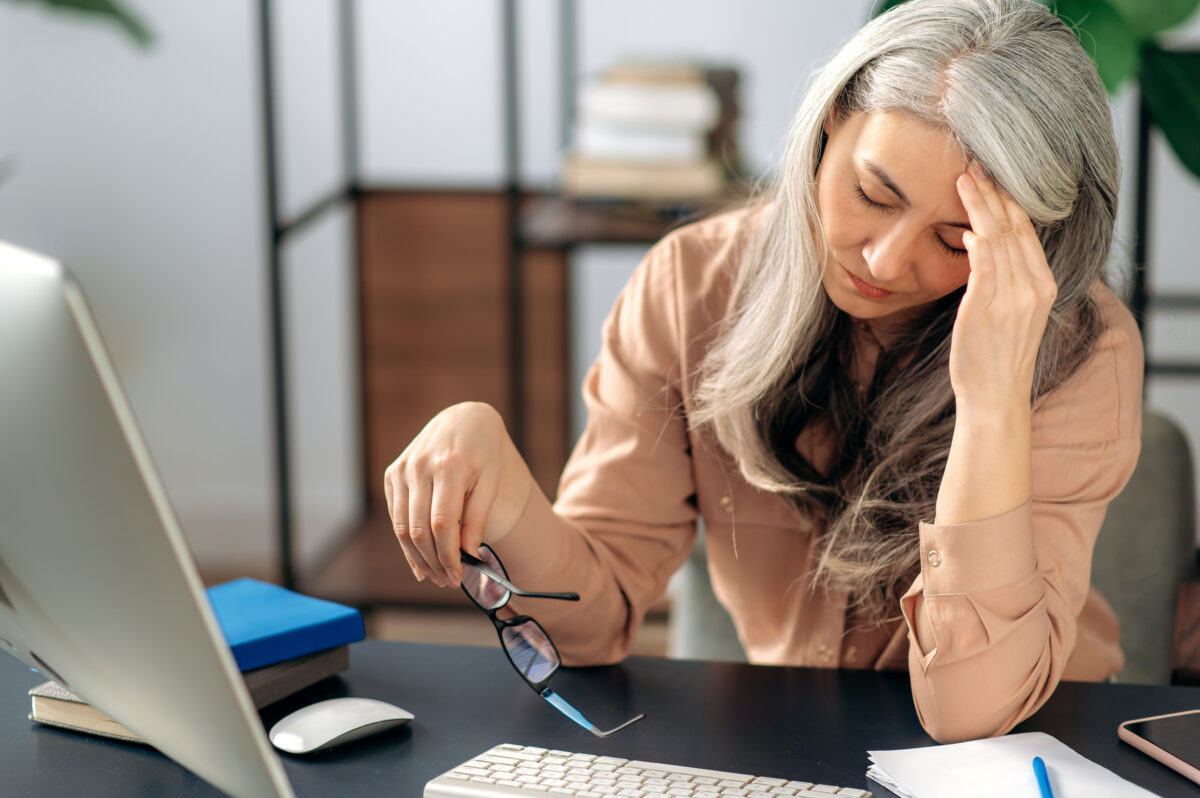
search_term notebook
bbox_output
[0,240,295,797]
[867,731,1158,798]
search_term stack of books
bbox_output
[27,578,365,744]
[562,62,740,203]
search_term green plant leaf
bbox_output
[1055,0,1141,92]
[1105,0,1200,39]
[868,0,910,18]
[4,0,152,47]
[1140,44,1200,181]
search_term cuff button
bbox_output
[927,550,942,567]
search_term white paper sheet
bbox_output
[866,731,1160,798]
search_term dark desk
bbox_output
[3,640,1199,796]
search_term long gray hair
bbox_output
[691,0,1119,622]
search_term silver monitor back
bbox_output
[0,240,294,798]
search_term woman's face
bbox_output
[816,110,973,328]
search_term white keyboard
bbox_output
[424,743,872,798]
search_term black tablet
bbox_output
[1119,709,1200,785]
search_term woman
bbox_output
[383,0,1142,742]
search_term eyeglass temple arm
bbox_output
[460,550,579,601]
[540,689,645,739]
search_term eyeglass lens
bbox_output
[462,547,509,610]
[501,621,558,683]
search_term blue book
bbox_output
[206,578,365,672]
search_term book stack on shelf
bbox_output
[562,62,741,203]
[27,578,365,745]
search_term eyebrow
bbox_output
[861,159,972,231]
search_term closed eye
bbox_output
[855,185,890,211]
[934,235,968,257]
[857,183,967,257]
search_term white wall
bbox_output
[0,0,361,577]
[0,1,276,571]
[2,0,1197,579]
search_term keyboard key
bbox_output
[630,762,754,784]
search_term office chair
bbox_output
[669,410,1198,683]
[667,521,746,662]
[1091,409,1196,684]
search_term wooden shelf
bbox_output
[518,191,750,249]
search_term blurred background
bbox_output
[1,0,1197,656]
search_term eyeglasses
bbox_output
[459,544,644,738]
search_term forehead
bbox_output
[848,111,967,175]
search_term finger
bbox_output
[957,175,1001,287]
[460,470,499,557]
[968,163,1011,231]
[386,471,427,583]
[1002,194,1053,285]
[995,194,1058,332]
[429,469,470,585]
[962,164,1016,292]
[960,229,996,306]
[407,473,448,585]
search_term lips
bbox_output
[843,267,894,299]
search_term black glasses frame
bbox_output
[459,544,644,738]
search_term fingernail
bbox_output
[969,161,986,180]
[960,172,976,192]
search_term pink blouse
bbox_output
[495,206,1143,742]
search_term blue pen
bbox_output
[1032,756,1055,798]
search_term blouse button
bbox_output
[719,496,734,514]
[817,644,835,665]
[927,550,943,567]
[844,646,858,664]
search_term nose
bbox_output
[863,226,917,283]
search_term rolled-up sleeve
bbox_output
[901,296,1143,742]
[494,232,705,665]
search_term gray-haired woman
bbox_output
[383,0,1141,742]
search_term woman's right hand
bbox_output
[383,401,534,588]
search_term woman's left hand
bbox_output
[948,162,1058,412]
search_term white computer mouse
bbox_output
[268,696,414,754]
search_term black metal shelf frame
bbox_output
[1133,60,1200,383]
[257,0,364,589]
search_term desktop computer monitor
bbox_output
[0,240,295,798]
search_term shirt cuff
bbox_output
[917,500,1036,595]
